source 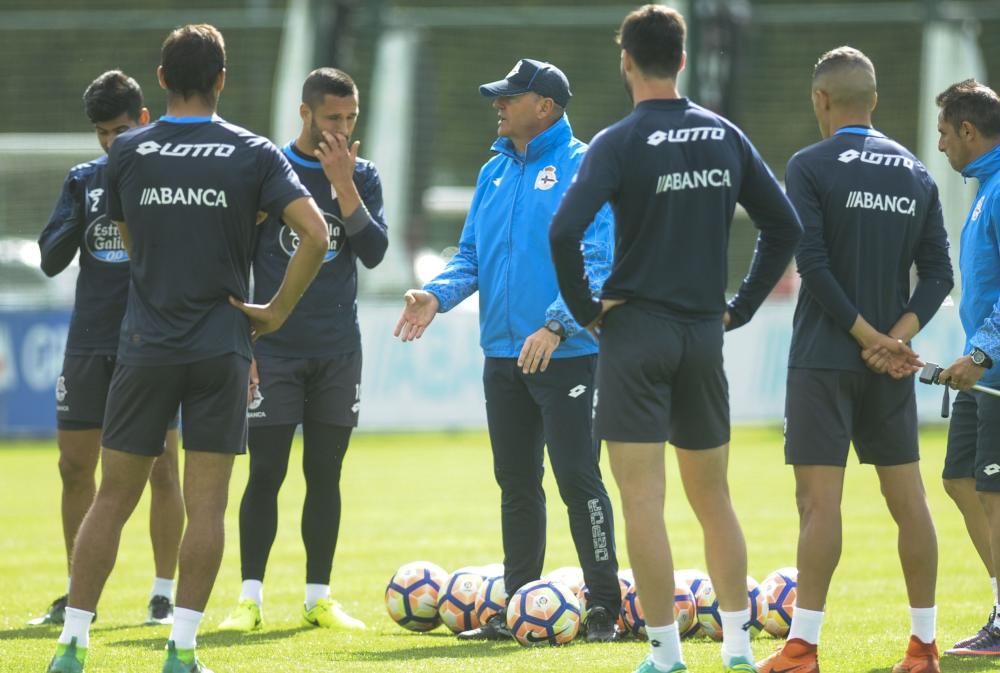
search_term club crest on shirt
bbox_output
[278,211,345,263]
[56,376,67,404]
[534,165,558,191]
[86,188,104,213]
[972,196,985,222]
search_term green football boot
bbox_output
[46,637,86,673]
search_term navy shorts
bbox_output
[57,353,178,432]
[102,353,249,456]
[56,353,116,430]
[784,367,918,467]
[247,352,361,428]
[595,304,729,448]
[944,389,1000,492]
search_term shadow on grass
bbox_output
[867,657,1000,673]
[1,623,140,641]
[938,657,1000,672]
[107,626,310,648]
[329,639,520,662]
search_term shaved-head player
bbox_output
[758,46,953,673]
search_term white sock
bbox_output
[910,606,936,643]
[992,577,998,604]
[169,607,203,650]
[150,577,174,600]
[720,608,753,665]
[646,622,684,671]
[305,583,330,610]
[240,580,263,606]
[788,606,824,645]
[58,607,94,649]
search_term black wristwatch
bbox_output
[971,347,994,370]
[544,319,567,342]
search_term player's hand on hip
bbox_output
[395,290,439,342]
[518,327,560,374]
[248,357,260,406]
[229,296,286,340]
[585,298,626,339]
[315,130,359,192]
[938,355,986,390]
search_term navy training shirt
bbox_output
[550,98,802,328]
[786,126,953,371]
[252,142,388,357]
[39,155,129,355]
[105,115,311,366]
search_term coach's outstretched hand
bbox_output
[395,290,439,342]
[230,297,288,340]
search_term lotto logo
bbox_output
[136,141,235,157]
[837,148,914,168]
[984,464,1000,476]
[568,384,587,398]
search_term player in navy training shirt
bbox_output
[550,6,801,673]
[758,47,952,673]
[47,25,329,673]
[218,68,385,633]
[34,70,183,629]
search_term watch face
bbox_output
[973,350,986,365]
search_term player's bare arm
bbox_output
[230,196,327,337]
[850,314,922,378]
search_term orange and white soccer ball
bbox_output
[694,578,723,641]
[506,579,581,646]
[621,575,697,640]
[676,568,710,638]
[543,567,585,597]
[673,577,698,638]
[762,567,797,637]
[746,575,770,637]
[475,575,507,624]
[384,561,448,632]
[438,569,485,633]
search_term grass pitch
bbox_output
[0,426,995,672]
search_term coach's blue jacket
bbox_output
[961,143,1000,388]
[424,115,614,359]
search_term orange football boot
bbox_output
[757,638,820,673]
[891,636,940,673]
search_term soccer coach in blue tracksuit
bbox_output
[395,58,621,642]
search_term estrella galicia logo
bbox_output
[85,215,128,263]
[278,211,345,263]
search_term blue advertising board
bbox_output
[0,309,70,435]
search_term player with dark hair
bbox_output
[757,46,952,673]
[218,67,386,633]
[550,5,801,672]
[396,58,622,642]
[46,24,329,673]
[35,69,184,628]
[935,78,1000,658]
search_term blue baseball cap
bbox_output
[479,58,572,108]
